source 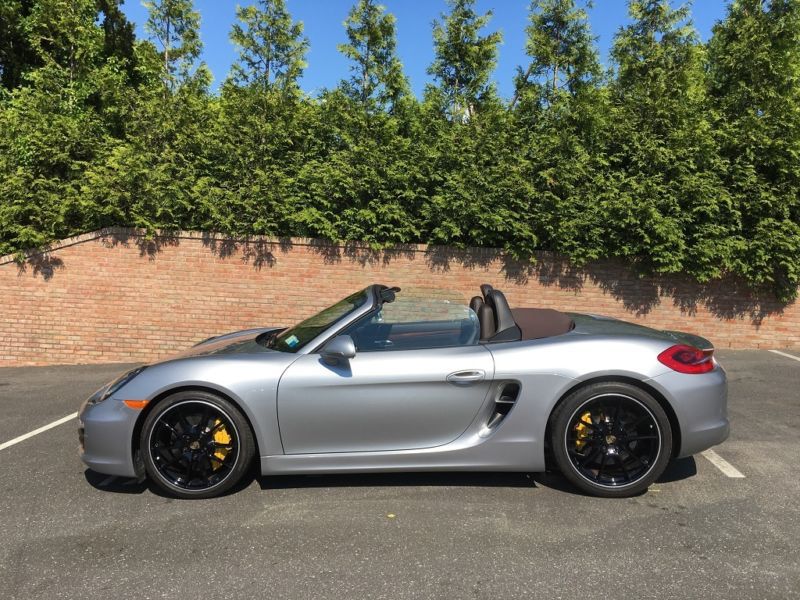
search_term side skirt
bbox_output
[260,439,540,475]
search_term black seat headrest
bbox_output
[486,289,521,342]
[478,303,496,341]
[469,296,484,315]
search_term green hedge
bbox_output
[1,0,799,301]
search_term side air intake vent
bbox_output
[486,383,520,429]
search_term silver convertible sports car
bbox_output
[78,284,729,499]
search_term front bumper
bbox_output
[649,363,730,458]
[78,396,140,477]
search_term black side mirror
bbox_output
[320,335,357,365]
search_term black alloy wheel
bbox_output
[551,382,672,498]
[140,391,255,499]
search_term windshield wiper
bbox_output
[256,330,280,348]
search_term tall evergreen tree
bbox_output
[81,0,214,235]
[143,0,202,90]
[229,0,308,94]
[290,0,419,247]
[708,0,800,301]
[420,0,524,254]
[82,50,217,235]
[511,0,608,264]
[94,1,139,138]
[98,0,138,83]
[513,0,601,104]
[0,0,40,90]
[337,0,408,113]
[26,0,106,86]
[606,0,732,279]
[208,0,311,236]
[427,0,502,121]
[0,0,134,254]
[419,94,536,256]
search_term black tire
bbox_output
[140,390,255,499]
[550,382,673,498]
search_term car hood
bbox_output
[567,313,714,350]
[165,327,284,361]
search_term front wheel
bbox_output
[550,382,673,498]
[140,391,255,499]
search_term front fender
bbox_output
[113,353,298,457]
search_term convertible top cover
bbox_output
[511,308,575,341]
[473,283,574,342]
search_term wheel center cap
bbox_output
[189,440,201,450]
[605,434,617,445]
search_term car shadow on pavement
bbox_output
[83,466,260,499]
[84,457,697,498]
[532,456,698,497]
[84,469,150,495]
[258,471,539,490]
[657,456,698,482]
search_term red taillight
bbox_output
[657,344,715,374]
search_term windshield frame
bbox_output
[269,286,379,354]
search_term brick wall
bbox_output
[1,228,798,366]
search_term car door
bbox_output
[277,344,495,454]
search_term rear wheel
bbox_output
[140,391,255,499]
[550,382,672,498]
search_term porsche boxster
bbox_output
[78,284,729,498]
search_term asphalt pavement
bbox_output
[0,350,798,599]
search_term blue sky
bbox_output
[120,0,730,97]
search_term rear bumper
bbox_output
[648,364,730,458]
[78,396,140,477]
[678,418,730,458]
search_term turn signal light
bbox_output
[122,399,150,410]
[657,345,715,374]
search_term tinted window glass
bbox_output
[270,288,370,353]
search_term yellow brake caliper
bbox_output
[574,411,593,452]
[212,419,232,469]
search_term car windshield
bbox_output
[268,288,371,353]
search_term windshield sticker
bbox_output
[286,335,300,348]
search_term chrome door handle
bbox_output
[446,370,486,385]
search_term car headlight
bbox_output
[87,366,147,405]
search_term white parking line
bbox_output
[0,412,78,451]
[702,449,745,478]
[769,349,800,363]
